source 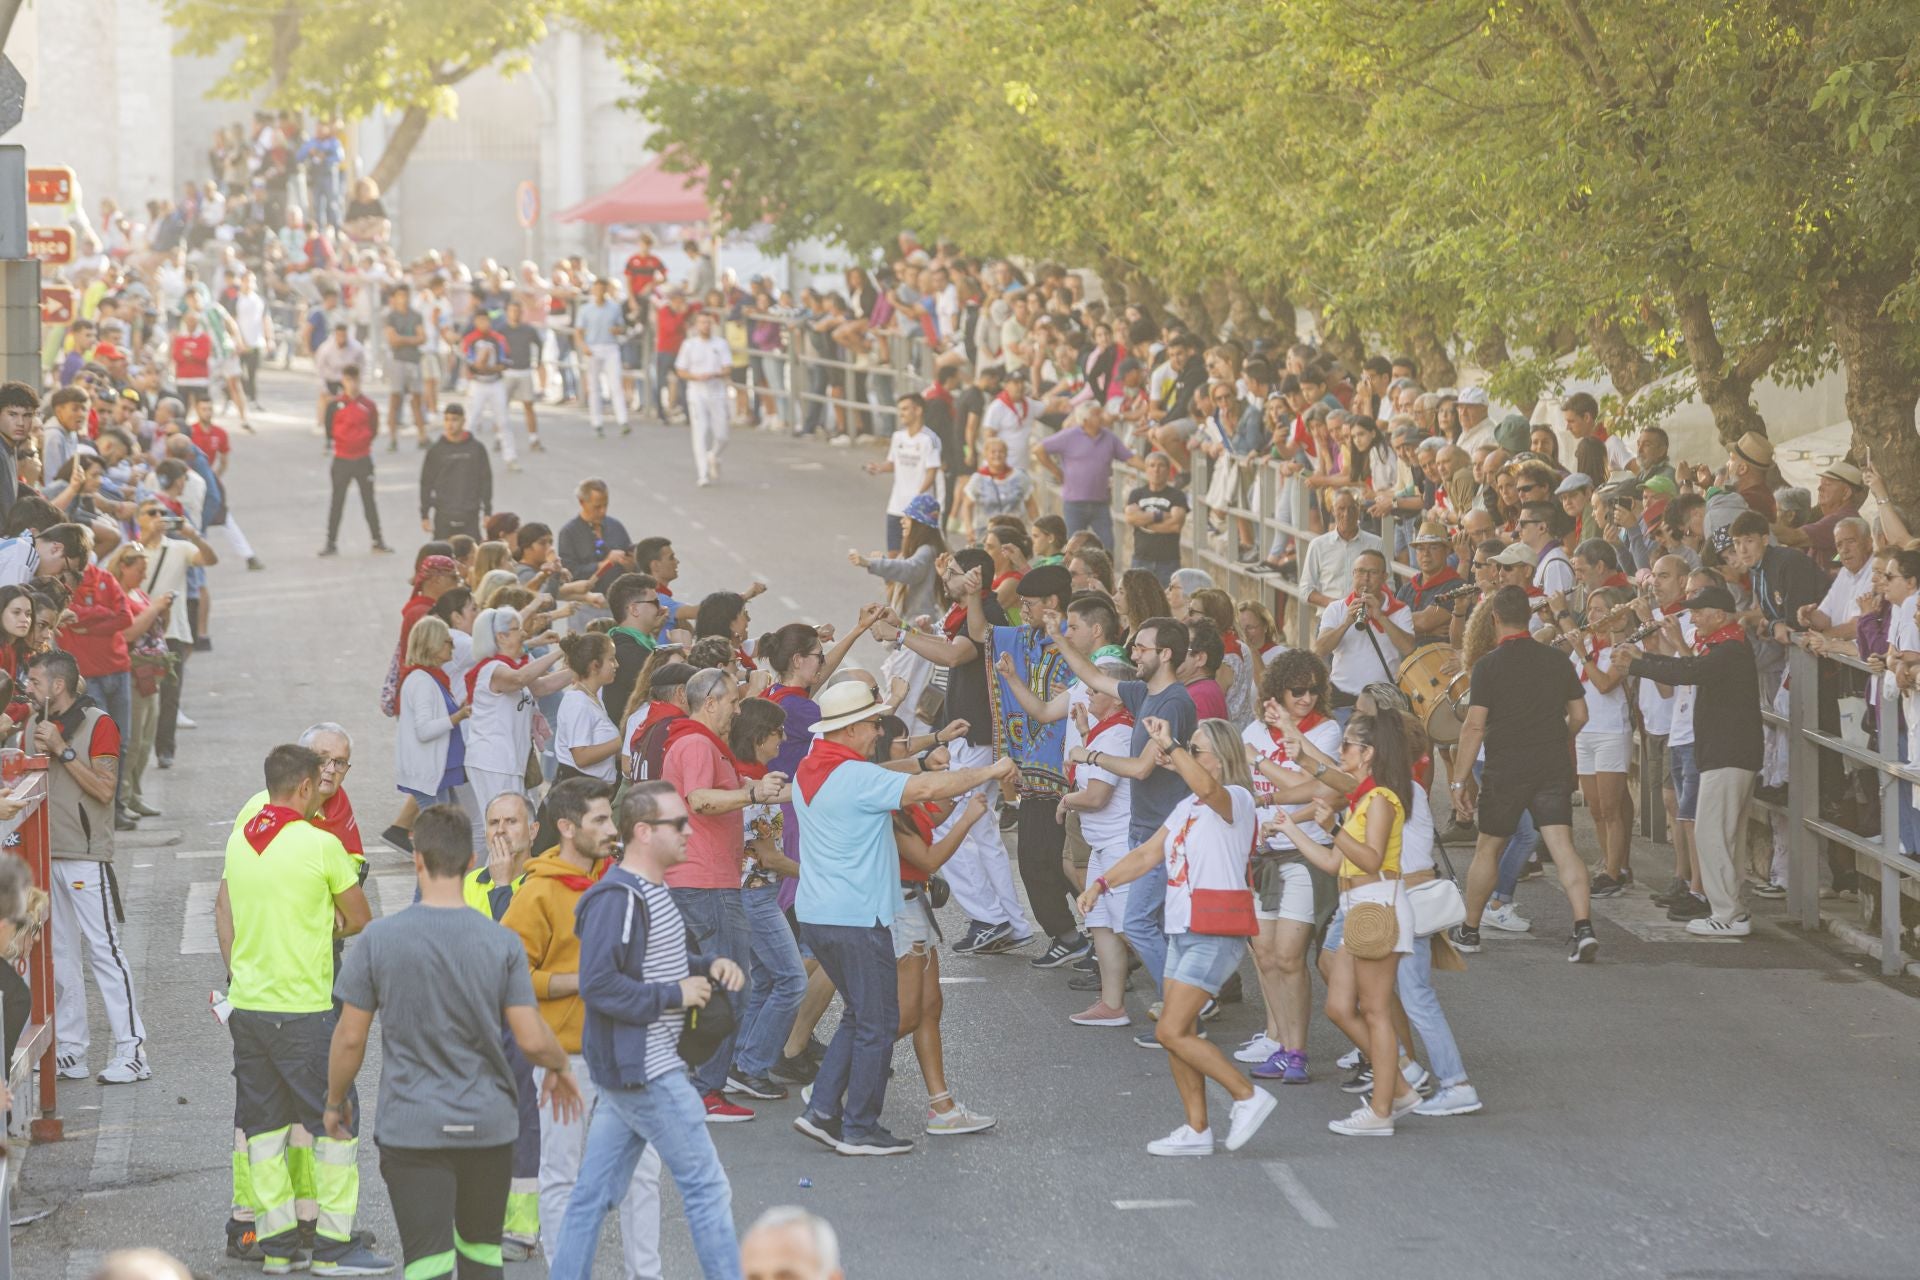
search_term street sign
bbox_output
[26,166,72,206]
[0,57,25,137]
[516,180,540,229]
[26,227,71,265]
[40,285,72,326]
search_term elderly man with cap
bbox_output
[1618,583,1763,937]
[967,562,1088,967]
[1556,471,1596,544]
[1398,520,1465,641]
[1726,431,1778,520]
[1454,386,1495,451]
[1771,460,1865,565]
[790,680,1016,1157]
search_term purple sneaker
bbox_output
[1280,1050,1310,1084]
[1249,1047,1289,1080]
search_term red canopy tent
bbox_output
[557,159,711,225]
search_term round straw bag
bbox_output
[1342,900,1399,960]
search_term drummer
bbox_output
[1398,521,1465,642]
[1311,550,1417,726]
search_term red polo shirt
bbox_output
[172,331,212,382]
[330,395,378,460]
[58,563,133,677]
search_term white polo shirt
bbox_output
[674,334,733,401]
[1316,593,1414,696]
[1533,545,1575,597]
[1818,559,1874,628]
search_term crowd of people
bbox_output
[23,139,1920,1279]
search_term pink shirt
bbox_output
[1186,677,1228,723]
[662,732,745,889]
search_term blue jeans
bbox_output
[795,921,897,1141]
[733,884,805,1077]
[546,1067,740,1280]
[670,889,750,1095]
[1474,759,1538,901]
[652,351,682,418]
[803,366,830,434]
[1131,556,1180,588]
[89,669,131,811]
[1121,857,1168,991]
[1899,710,1919,858]
[1064,499,1114,551]
[1397,929,1467,1088]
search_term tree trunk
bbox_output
[1094,257,1130,314]
[368,103,433,193]
[1469,324,1508,376]
[1672,288,1774,445]
[1586,315,1654,402]
[1122,271,1166,326]
[1260,285,1297,345]
[268,0,303,92]
[1400,315,1458,387]
[1826,270,1920,512]
[1202,277,1233,339]
[1321,313,1366,374]
[1167,288,1214,339]
[1223,272,1279,342]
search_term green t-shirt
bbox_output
[225,816,359,1013]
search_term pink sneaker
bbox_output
[1068,1001,1130,1027]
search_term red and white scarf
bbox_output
[1068,710,1134,787]
[242,804,306,854]
[797,739,869,803]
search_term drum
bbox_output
[1397,643,1469,744]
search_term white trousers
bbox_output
[217,511,256,561]
[935,740,1029,934]
[468,380,517,462]
[1695,767,1757,922]
[51,859,147,1061]
[688,390,730,481]
[587,345,628,428]
[536,1053,662,1280]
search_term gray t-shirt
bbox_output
[386,309,423,364]
[1117,678,1199,844]
[334,903,535,1149]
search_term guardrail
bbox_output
[5,761,60,1145]
[748,311,934,434]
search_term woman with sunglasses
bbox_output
[1238,652,1342,1084]
[1076,716,1276,1157]
[464,605,571,853]
[1273,706,1421,1135]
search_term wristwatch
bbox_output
[59,747,76,763]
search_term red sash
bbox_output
[1068,710,1134,786]
[766,683,807,705]
[242,805,306,854]
[627,703,685,754]
[1694,622,1744,654]
[664,715,745,769]
[797,739,868,803]
[467,652,528,702]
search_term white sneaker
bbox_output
[708,450,721,482]
[98,1055,151,1084]
[925,1100,996,1136]
[1224,1088,1277,1152]
[828,435,853,448]
[176,712,198,730]
[1686,915,1752,937]
[1328,1106,1394,1137]
[1401,1059,1430,1092]
[1390,1089,1422,1118]
[1146,1124,1214,1157]
[1336,1047,1363,1070]
[1482,902,1531,933]
[1234,1033,1280,1064]
[1414,1083,1483,1117]
[55,1053,87,1080]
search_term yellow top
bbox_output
[1338,784,1404,879]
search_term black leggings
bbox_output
[378,1141,512,1278]
[326,456,383,547]
[1016,793,1076,940]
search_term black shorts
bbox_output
[231,1007,358,1138]
[1478,757,1574,839]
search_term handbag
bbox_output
[1407,876,1466,938]
[1342,878,1401,960]
[1188,887,1257,937]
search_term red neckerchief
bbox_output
[1068,709,1134,785]
[552,864,599,892]
[736,646,757,672]
[943,602,968,637]
[242,804,305,854]
[628,702,685,754]
[737,757,770,782]
[1410,566,1462,595]
[1601,572,1631,589]
[994,390,1027,424]
[978,463,1014,480]
[1496,630,1532,648]
[1578,636,1611,682]
[992,570,1020,590]
[766,683,806,705]
[1221,628,1243,656]
[1345,776,1378,809]
[1694,622,1745,654]
[797,738,868,803]
[403,664,453,699]
[466,652,528,701]
[317,787,364,856]
[1342,590,1405,632]
[664,715,744,769]
[1258,709,1329,768]
[1433,487,1452,511]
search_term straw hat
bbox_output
[808,682,894,733]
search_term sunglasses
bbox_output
[642,816,691,833]
[1285,686,1315,698]
[1517,519,1545,528]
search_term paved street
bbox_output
[11,369,1920,1280]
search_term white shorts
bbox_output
[1253,857,1315,924]
[421,352,444,383]
[389,361,423,394]
[504,369,537,403]
[216,353,241,379]
[1575,729,1632,776]
[1083,843,1132,930]
[1338,881,1415,956]
[892,891,933,958]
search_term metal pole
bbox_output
[1876,666,1903,975]
[1786,644,1820,930]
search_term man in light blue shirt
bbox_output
[575,278,629,436]
[789,683,1012,1157]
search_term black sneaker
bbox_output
[226,1229,264,1262]
[1071,951,1098,973]
[837,1125,913,1156]
[802,1037,830,1065]
[1030,934,1092,968]
[317,545,339,557]
[950,921,992,955]
[1067,969,1130,993]
[725,1073,789,1101]
[1569,927,1599,964]
[998,808,1018,832]
[1590,872,1626,898]
[967,921,1016,955]
[1666,894,1711,922]
[381,825,414,854]
[793,1112,842,1151]
[1448,924,1483,954]
[1340,1055,1374,1094]
[770,1054,817,1087]
[1651,877,1690,907]
[1519,860,1545,882]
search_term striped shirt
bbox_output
[630,878,690,1081]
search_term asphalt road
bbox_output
[12,367,1920,1280]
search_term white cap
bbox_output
[1457,386,1489,407]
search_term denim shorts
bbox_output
[1668,742,1700,821]
[1164,932,1246,996]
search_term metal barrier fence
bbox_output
[750,312,934,433]
[1023,439,1920,975]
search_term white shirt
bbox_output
[140,536,205,645]
[1533,545,1575,597]
[1317,594,1414,696]
[885,427,942,515]
[1399,783,1437,874]
[1075,720,1134,853]
[1818,559,1874,628]
[674,334,733,399]
[1574,643,1631,736]
[445,629,475,691]
[1885,601,1920,706]
[234,292,268,347]
[1159,786,1257,935]
[1300,528,1385,602]
[419,293,449,353]
[982,394,1043,470]
[1667,612,1698,748]
[555,687,619,782]
[467,660,536,774]
[1244,716,1342,848]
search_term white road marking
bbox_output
[1263,1161,1337,1229]
[937,976,986,985]
[371,875,416,916]
[1590,892,1743,943]
[780,595,802,611]
[1113,1199,1196,1210]
[90,862,153,1190]
[176,849,226,859]
[181,881,221,955]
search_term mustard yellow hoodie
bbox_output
[501,847,600,1053]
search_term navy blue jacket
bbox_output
[574,866,717,1089]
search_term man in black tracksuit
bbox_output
[1621,584,1763,938]
[418,403,492,539]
